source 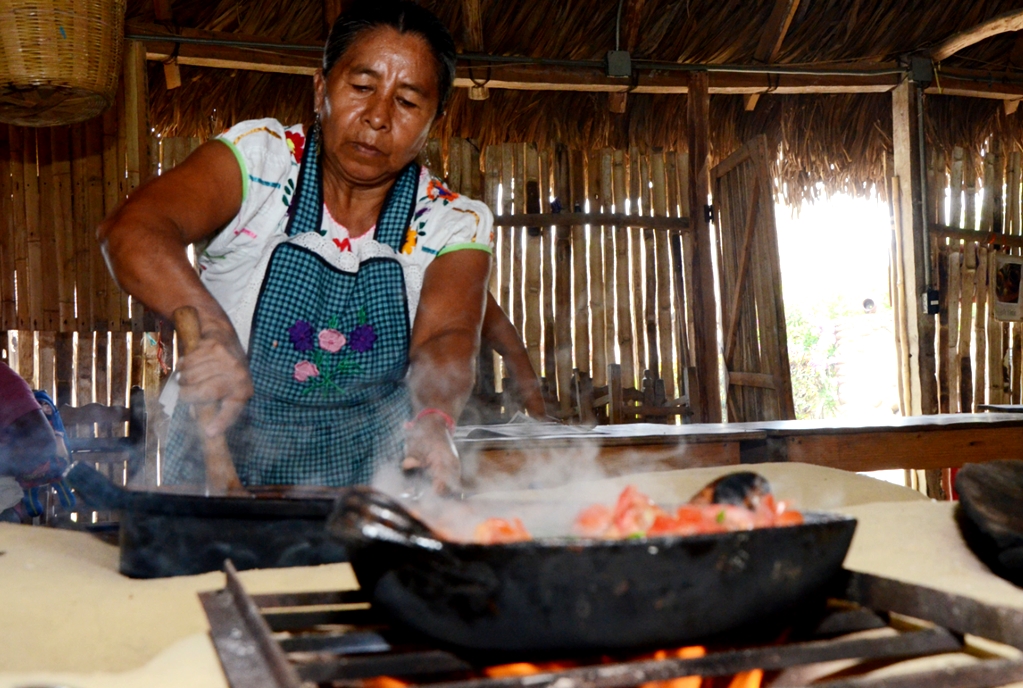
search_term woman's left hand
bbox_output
[402,414,460,494]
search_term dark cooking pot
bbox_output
[327,487,857,653]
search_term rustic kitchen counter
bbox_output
[458,413,1023,482]
[0,463,1020,687]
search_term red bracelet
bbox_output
[404,407,456,433]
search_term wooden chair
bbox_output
[57,386,147,524]
[605,364,692,424]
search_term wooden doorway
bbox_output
[713,135,795,422]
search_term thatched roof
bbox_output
[133,0,1023,205]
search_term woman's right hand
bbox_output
[175,322,253,437]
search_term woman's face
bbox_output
[315,26,441,186]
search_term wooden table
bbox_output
[456,413,1023,483]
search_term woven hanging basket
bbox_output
[0,0,126,127]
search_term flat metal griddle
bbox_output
[64,461,347,578]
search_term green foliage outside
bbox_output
[785,300,860,420]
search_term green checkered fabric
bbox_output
[163,123,420,487]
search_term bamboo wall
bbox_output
[0,42,170,485]
[422,139,695,418]
[926,144,1023,415]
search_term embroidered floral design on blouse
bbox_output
[285,130,305,164]
[290,309,376,395]
[425,179,458,204]
[334,237,352,252]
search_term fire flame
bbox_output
[363,647,762,688]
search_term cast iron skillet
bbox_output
[956,460,1023,587]
[327,487,857,653]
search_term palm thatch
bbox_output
[133,0,1023,205]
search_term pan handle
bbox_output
[64,461,129,510]
[328,487,445,552]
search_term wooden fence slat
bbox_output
[95,331,109,406]
[498,144,514,339]
[958,245,976,412]
[37,132,59,332]
[55,331,74,407]
[23,128,42,331]
[9,129,26,333]
[588,150,607,388]
[17,331,34,388]
[628,149,646,384]
[950,147,963,229]
[71,123,92,333]
[975,245,988,407]
[612,149,635,389]
[678,151,696,399]
[652,150,674,400]
[512,143,525,335]
[947,250,961,413]
[38,331,55,400]
[965,154,977,231]
[937,242,949,413]
[483,146,499,298]
[51,127,76,333]
[600,149,616,381]
[0,126,13,330]
[85,118,106,333]
[523,144,542,379]
[111,331,129,407]
[540,148,557,391]
[1008,151,1021,237]
[641,155,659,380]
[987,250,1002,404]
[554,146,573,412]
[570,149,589,376]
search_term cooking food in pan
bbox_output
[328,473,856,653]
[473,471,804,544]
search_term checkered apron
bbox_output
[163,124,417,486]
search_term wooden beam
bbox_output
[324,0,343,32]
[745,0,801,110]
[152,0,173,22]
[687,72,721,423]
[620,0,647,52]
[932,8,1023,62]
[126,22,1023,100]
[492,212,689,231]
[462,0,484,52]
[930,223,1023,250]
[754,0,802,63]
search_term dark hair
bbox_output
[323,0,456,118]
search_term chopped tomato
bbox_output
[775,510,805,527]
[574,504,613,537]
[474,517,531,544]
[471,478,804,543]
[610,485,666,536]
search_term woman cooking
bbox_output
[99,1,491,493]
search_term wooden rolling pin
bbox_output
[173,306,244,493]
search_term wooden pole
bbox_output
[629,148,646,385]
[588,151,607,388]
[612,149,635,390]
[0,126,12,331]
[540,149,557,391]
[37,133,59,333]
[686,72,721,422]
[51,127,75,333]
[570,149,589,376]
[524,144,542,377]
[651,150,675,400]
[988,249,1004,404]
[512,143,526,333]
[958,245,976,411]
[892,80,937,415]
[554,146,573,413]
[975,245,988,407]
[23,128,42,331]
[641,154,659,381]
[600,149,617,382]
